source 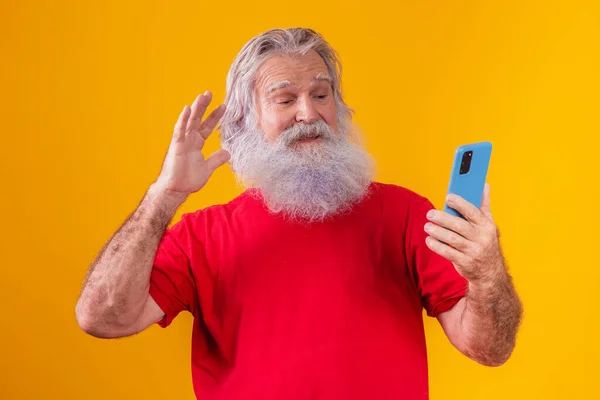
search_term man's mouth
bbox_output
[297,133,323,143]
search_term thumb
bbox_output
[205,149,231,173]
[480,182,492,217]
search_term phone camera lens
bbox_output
[460,151,473,175]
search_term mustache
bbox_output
[278,120,336,146]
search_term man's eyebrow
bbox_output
[311,73,332,84]
[265,80,293,96]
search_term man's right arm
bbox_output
[75,185,185,338]
[75,91,230,338]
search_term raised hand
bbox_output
[153,91,230,199]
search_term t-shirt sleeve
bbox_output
[149,216,198,328]
[406,196,468,318]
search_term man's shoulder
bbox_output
[367,182,437,232]
[369,181,433,206]
[171,190,256,230]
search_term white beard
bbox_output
[226,119,375,223]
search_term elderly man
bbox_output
[76,28,522,399]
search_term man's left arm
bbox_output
[423,183,523,367]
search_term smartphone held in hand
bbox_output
[444,141,492,218]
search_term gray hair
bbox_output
[219,28,353,149]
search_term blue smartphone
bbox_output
[444,141,492,218]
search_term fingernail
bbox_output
[204,90,211,96]
[427,210,435,219]
[446,195,454,203]
[424,223,432,232]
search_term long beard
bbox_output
[226,120,375,223]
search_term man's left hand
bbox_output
[424,183,504,283]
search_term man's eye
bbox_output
[278,100,293,105]
[316,95,328,99]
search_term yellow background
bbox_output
[1,0,599,398]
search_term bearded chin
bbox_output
[226,121,375,223]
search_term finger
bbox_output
[446,193,485,226]
[425,236,468,266]
[424,222,470,251]
[427,209,476,240]
[199,104,226,140]
[480,183,492,218]
[173,105,191,141]
[187,91,213,135]
[205,149,231,173]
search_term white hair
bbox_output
[229,120,375,222]
[218,28,375,222]
[219,27,353,152]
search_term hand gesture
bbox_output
[424,183,504,284]
[154,91,230,197]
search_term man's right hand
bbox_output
[76,92,230,338]
[152,91,230,203]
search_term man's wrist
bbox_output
[469,268,508,293]
[146,183,188,216]
[468,261,507,292]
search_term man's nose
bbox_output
[295,95,320,124]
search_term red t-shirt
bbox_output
[149,181,467,399]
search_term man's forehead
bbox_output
[256,53,331,93]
